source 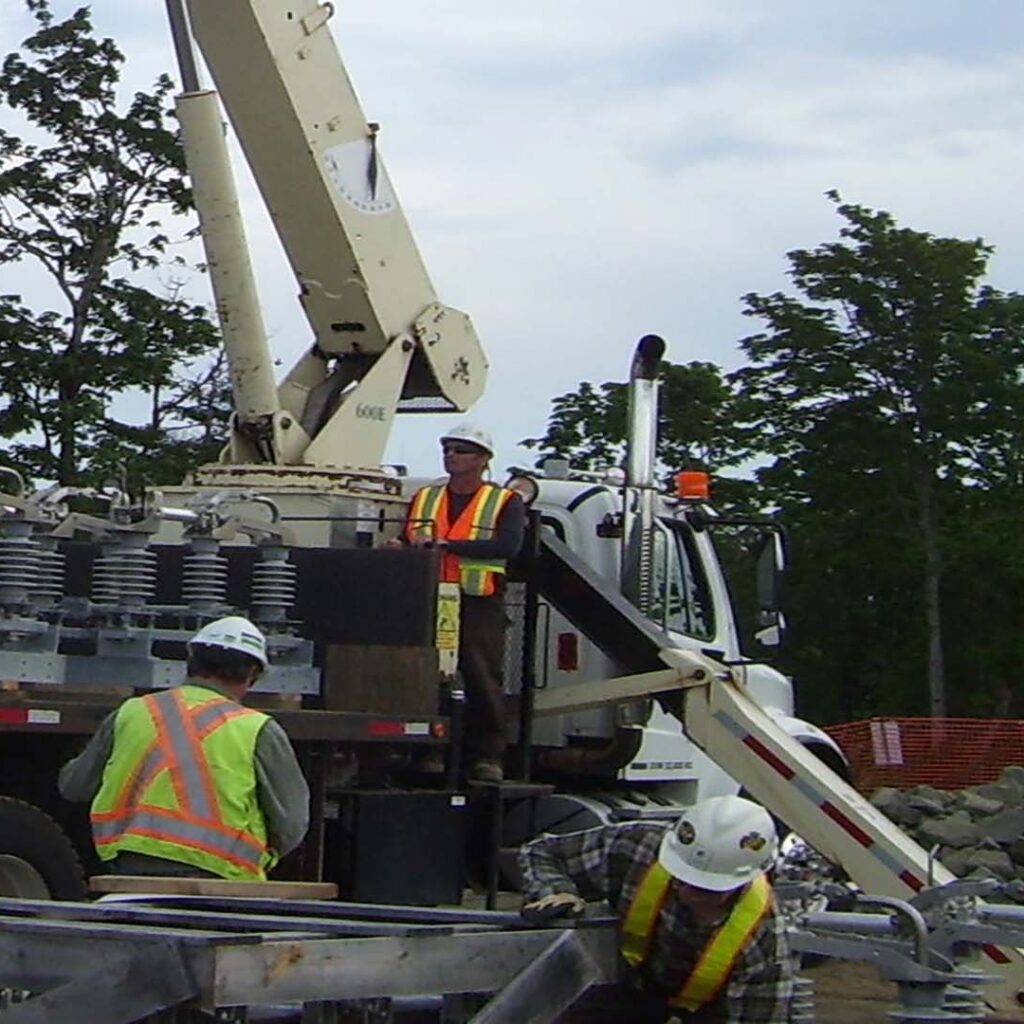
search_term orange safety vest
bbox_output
[90,686,273,880]
[621,862,772,1012]
[405,482,514,596]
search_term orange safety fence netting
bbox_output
[824,717,1024,793]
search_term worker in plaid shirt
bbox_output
[518,795,794,1024]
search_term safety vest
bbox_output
[405,482,514,596]
[90,685,274,880]
[621,862,772,1012]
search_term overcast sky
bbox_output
[2,2,1024,479]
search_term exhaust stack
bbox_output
[620,334,666,613]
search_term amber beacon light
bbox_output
[675,471,710,501]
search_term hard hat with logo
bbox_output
[188,616,269,669]
[658,795,778,891]
[440,423,494,456]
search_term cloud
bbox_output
[2,0,1024,478]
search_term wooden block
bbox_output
[88,875,338,900]
[323,644,440,716]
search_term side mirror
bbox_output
[754,531,787,647]
[754,613,786,649]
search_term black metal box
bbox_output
[324,790,465,905]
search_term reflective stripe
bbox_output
[405,483,513,596]
[152,690,216,819]
[406,486,446,541]
[93,808,264,871]
[621,865,772,1012]
[469,484,503,538]
[672,874,772,1011]
[621,860,672,967]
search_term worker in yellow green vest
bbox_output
[518,795,793,1023]
[397,424,525,784]
[58,616,309,881]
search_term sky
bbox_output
[2,1,1024,479]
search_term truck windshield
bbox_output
[651,520,714,640]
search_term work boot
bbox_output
[469,758,504,784]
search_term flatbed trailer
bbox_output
[0,894,617,1023]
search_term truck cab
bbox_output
[508,464,846,809]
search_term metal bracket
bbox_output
[302,2,334,36]
[468,930,612,1024]
[1,940,197,1023]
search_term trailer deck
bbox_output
[0,895,618,1023]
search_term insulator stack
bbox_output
[0,521,41,607]
[182,537,229,611]
[941,981,988,1022]
[890,978,986,1023]
[250,544,297,624]
[92,537,158,607]
[33,538,66,605]
[790,975,815,1024]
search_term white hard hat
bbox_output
[188,616,269,669]
[658,795,778,892]
[440,423,494,456]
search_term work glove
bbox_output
[521,892,586,925]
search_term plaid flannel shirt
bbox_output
[519,821,793,1024]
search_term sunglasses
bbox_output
[442,444,484,455]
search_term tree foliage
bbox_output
[734,193,1024,720]
[521,360,746,486]
[0,0,230,489]
[527,194,1024,721]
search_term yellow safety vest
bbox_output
[621,862,772,1012]
[405,483,514,596]
[90,686,274,880]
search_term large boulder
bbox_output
[916,810,981,849]
[936,846,974,876]
[964,849,1015,880]
[973,782,1024,806]
[913,785,956,808]
[998,765,1024,795]
[869,787,922,827]
[958,790,1005,817]
[977,808,1024,845]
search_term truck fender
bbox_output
[764,710,851,781]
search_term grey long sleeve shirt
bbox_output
[58,678,310,859]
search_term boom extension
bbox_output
[534,650,1024,1015]
[178,0,488,468]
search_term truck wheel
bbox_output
[0,798,87,900]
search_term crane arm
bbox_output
[180,0,487,468]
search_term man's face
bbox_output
[442,441,489,474]
[672,879,735,914]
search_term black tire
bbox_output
[0,797,87,900]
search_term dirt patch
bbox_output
[808,961,901,1021]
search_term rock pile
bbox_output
[870,765,1024,881]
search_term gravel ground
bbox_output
[806,961,901,1022]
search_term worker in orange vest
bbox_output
[519,795,794,1023]
[400,424,524,783]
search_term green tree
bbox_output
[522,359,747,490]
[0,0,229,490]
[733,192,1024,718]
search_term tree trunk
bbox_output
[915,464,946,717]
